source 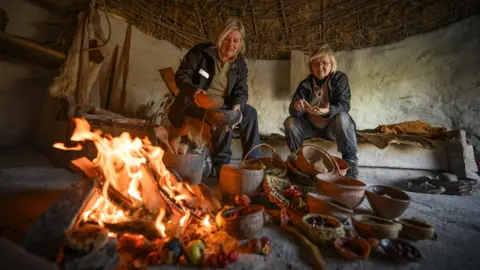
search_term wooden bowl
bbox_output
[397,218,435,240]
[307,193,353,216]
[316,176,366,209]
[366,185,410,219]
[219,164,264,205]
[205,109,241,126]
[296,145,335,176]
[222,205,265,240]
[334,237,371,260]
[299,214,345,245]
[332,156,349,176]
[352,214,402,239]
[194,93,224,109]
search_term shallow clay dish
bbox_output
[352,214,402,239]
[194,93,224,109]
[366,185,410,219]
[307,193,353,216]
[397,218,435,240]
[334,237,371,260]
[205,109,241,127]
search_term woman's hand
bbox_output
[232,104,241,111]
[306,103,329,116]
[294,99,311,111]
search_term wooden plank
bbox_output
[0,31,65,61]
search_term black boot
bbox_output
[210,162,224,178]
[345,159,359,179]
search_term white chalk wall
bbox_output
[290,16,480,160]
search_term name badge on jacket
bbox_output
[199,69,209,79]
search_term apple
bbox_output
[186,240,206,265]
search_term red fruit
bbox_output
[207,255,218,267]
[228,250,239,263]
[261,243,272,256]
[218,259,230,268]
[260,236,271,246]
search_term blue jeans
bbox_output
[284,112,358,160]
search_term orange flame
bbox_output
[202,216,211,227]
[55,118,197,238]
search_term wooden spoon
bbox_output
[280,208,328,270]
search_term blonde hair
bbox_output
[309,45,337,73]
[216,17,246,56]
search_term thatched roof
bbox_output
[108,0,480,60]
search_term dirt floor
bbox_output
[0,147,479,270]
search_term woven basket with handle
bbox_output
[241,143,287,178]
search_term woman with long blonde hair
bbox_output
[284,45,359,178]
[169,18,261,176]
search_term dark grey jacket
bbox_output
[288,72,352,119]
[168,43,249,128]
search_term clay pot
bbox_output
[222,205,265,239]
[205,109,241,127]
[306,193,353,216]
[334,238,371,260]
[315,176,366,209]
[162,152,204,185]
[295,145,335,176]
[366,185,410,219]
[351,214,402,239]
[397,218,435,240]
[332,156,349,176]
[219,164,264,205]
[300,214,345,245]
[194,93,224,109]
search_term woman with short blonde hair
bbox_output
[284,45,359,178]
[169,17,261,177]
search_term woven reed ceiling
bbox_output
[108,0,480,60]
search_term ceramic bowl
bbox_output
[205,109,241,126]
[397,218,435,240]
[366,185,410,219]
[351,214,402,239]
[307,193,353,216]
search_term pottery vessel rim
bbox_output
[307,193,354,213]
[366,185,410,202]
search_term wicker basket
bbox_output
[286,154,317,187]
[299,214,346,245]
[263,175,293,209]
[241,144,287,178]
[263,174,317,210]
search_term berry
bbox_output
[228,250,239,263]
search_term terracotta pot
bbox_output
[222,205,265,239]
[295,145,335,176]
[162,152,204,185]
[307,193,353,216]
[219,164,264,204]
[334,238,371,260]
[194,93,224,109]
[351,214,402,239]
[397,218,435,240]
[366,185,410,219]
[332,156,349,176]
[300,214,345,245]
[316,175,366,209]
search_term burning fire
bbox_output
[55,118,198,238]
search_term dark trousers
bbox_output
[185,104,261,165]
[284,112,358,160]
